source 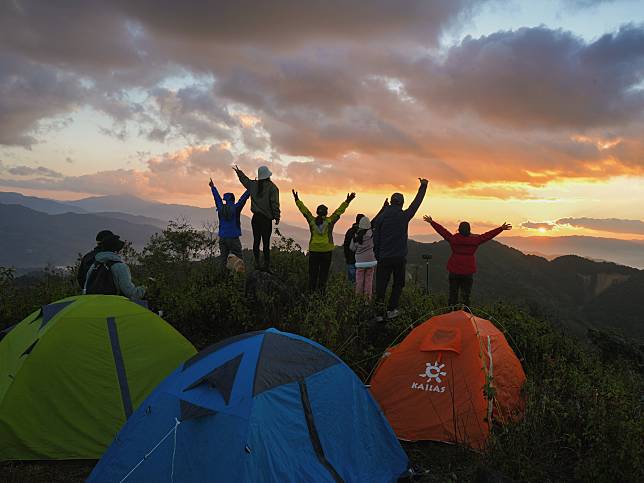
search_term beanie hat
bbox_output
[358,216,371,230]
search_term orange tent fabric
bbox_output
[370,310,526,449]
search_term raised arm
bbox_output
[329,193,354,223]
[209,179,223,210]
[404,178,429,220]
[293,190,314,223]
[372,198,389,226]
[475,223,511,245]
[233,165,252,190]
[236,190,250,210]
[425,216,453,242]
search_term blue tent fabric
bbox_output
[88,328,408,483]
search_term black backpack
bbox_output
[85,261,120,295]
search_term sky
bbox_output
[0,0,643,239]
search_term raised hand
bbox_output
[419,177,429,186]
[346,192,356,203]
[423,215,433,224]
[383,197,389,207]
[502,222,512,231]
[232,164,241,173]
[208,177,214,188]
[292,189,299,201]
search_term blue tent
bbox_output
[88,328,409,482]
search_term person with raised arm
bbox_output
[424,216,512,308]
[233,165,280,271]
[373,178,428,321]
[209,177,249,266]
[293,190,356,292]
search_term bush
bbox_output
[1,223,642,482]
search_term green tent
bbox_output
[0,295,196,461]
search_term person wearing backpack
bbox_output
[77,230,114,290]
[293,189,356,292]
[84,234,145,299]
[209,177,250,265]
[343,214,365,284]
[424,216,512,307]
[233,165,280,271]
[350,215,377,299]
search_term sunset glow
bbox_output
[0,1,642,242]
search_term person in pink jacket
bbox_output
[350,216,377,299]
[424,215,512,307]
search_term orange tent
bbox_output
[370,310,526,449]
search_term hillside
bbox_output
[332,239,643,339]
[0,204,160,268]
[1,223,642,483]
[407,240,642,339]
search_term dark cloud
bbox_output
[406,25,644,129]
[557,217,644,234]
[114,0,480,47]
[0,54,87,147]
[0,0,642,194]
[5,165,63,178]
[522,221,556,231]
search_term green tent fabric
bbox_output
[0,295,196,461]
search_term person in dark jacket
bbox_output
[373,178,428,321]
[233,165,280,271]
[209,177,250,264]
[343,214,365,284]
[77,230,114,290]
[424,216,512,307]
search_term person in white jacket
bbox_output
[350,216,377,299]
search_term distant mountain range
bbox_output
[1,190,642,340]
[0,203,159,268]
[2,191,642,268]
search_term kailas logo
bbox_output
[411,360,447,393]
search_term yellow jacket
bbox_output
[296,200,350,252]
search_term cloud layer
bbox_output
[0,0,642,205]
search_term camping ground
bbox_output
[1,225,643,482]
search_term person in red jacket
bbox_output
[424,215,512,307]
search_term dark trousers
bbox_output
[375,257,406,311]
[251,213,272,268]
[309,251,333,292]
[448,273,473,306]
[219,237,243,263]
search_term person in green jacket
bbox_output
[233,164,280,271]
[293,189,356,292]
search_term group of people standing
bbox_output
[75,165,512,314]
[209,166,512,320]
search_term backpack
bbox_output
[85,261,120,295]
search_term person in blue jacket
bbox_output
[209,177,250,264]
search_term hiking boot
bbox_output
[386,309,400,320]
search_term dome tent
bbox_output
[0,295,196,460]
[88,328,409,483]
[370,310,526,449]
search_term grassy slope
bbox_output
[1,227,642,482]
